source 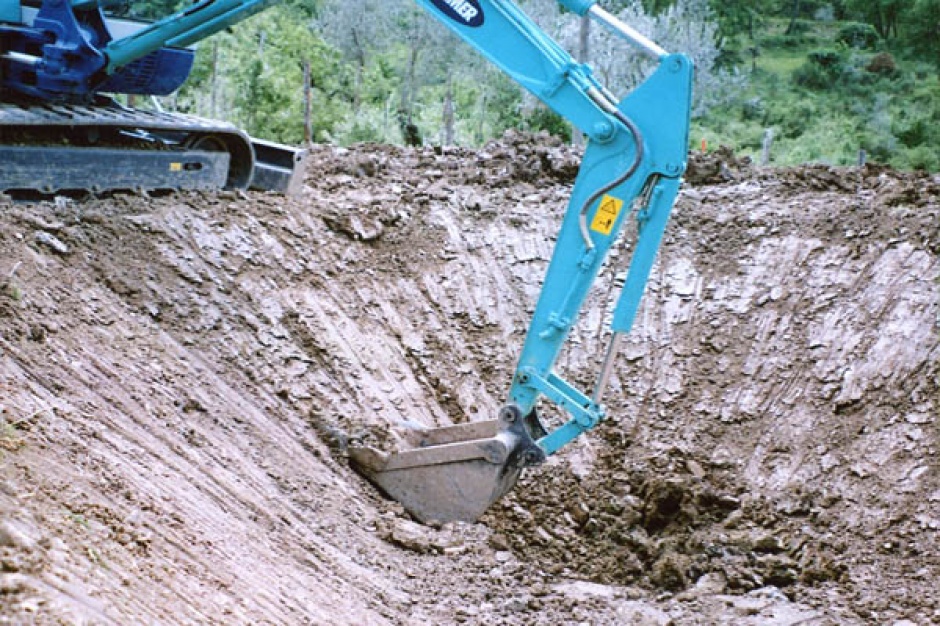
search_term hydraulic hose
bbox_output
[577,107,645,250]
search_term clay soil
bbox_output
[0,136,937,625]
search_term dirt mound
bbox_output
[685,146,755,185]
[1,139,937,625]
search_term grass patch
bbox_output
[757,51,807,77]
[2,282,22,301]
[0,417,26,452]
[3,262,23,301]
[0,404,49,453]
[695,20,940,172]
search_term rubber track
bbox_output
[0,100,244,135]
[0,100,256,190]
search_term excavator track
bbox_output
[0,100,305,195]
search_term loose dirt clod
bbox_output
[0,137,937,624]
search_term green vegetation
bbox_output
[695,12,940,171]
[0,404,45,454]
[0,416,25,452]
[147,0,938,171]
[2,281,22,301]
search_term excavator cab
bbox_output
[350,0,693,523]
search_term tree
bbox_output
[317,0,485,144]
[904,0,940,68]
[178,6,346,144]
[709,0,773,41]
[844,0,905,39]
[784,0,802,34]
[316,0,397,112]
[639,0,676,14]
[551,0,741,117]
[122,0,184,20]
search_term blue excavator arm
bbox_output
[350,0,693,522]
[413,0,693,455]
[2,0,693,521]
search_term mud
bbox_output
[0,137,937,625]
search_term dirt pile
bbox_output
[684,146,755,185]
[0,138,937,625]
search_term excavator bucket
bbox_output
[348,409,545,524]
[249,138,309,196]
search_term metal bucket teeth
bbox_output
[348,414,544,524]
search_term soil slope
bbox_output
[1,138,937,625]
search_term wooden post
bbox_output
[210,42,219,119]
[384,94,392,143]
[785,0,801,35]
[303,60,312,146]
[761,128,775,165]
[476,87,487,145]
[442,77,455,146]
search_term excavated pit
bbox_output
[0,135,937,625]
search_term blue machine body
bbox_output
[0,0,274,99]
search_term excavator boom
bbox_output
[350,0,693,522]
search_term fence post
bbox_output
[761,128,775,165]
[303,60,312,146]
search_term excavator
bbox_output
[0,0,306,193]
[1,0,692,523]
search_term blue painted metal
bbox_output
[0,0,110,98]
[0,0,20,22]
[412,0,693,457]
[104,0,276,70]
[557,0,595,16]
[0,0,270,99]
[525,56,692,455]
[96,48,194,96]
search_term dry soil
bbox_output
[0,135,937,625]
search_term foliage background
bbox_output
[148,0,939,171]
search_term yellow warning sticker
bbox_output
[170,162,182,172]
[590,194,624,236]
